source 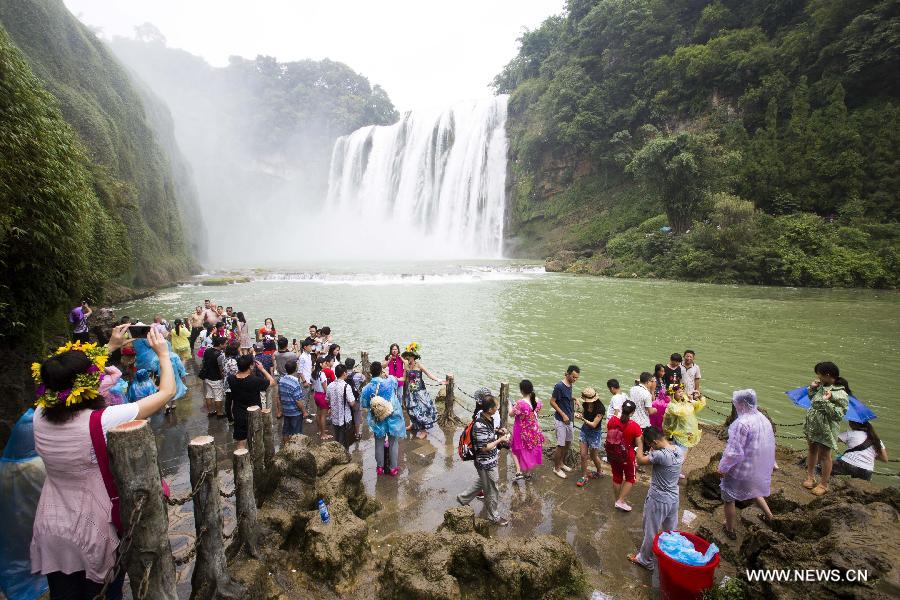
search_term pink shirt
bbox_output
[387,357,405,386]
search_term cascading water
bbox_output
[326,96,508,258]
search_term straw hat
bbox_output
[580,387,599,402]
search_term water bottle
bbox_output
[318,499,330,524]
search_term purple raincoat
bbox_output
[719,389,776,501]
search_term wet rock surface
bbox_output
[377,506,586,600]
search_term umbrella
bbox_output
[785,387,877,423]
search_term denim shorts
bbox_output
[282,415,303,437]
[580,426,603,449]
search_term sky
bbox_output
[63,0,564,112]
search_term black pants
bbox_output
[225,391,234,422]
[189,326,202,353]
[333,423,353,449]
[47,570,124,600]
[831,459,873,480]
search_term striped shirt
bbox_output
[473,414,498,470]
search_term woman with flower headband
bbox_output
[401,343,442,439]
[29,325,175,599]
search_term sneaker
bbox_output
[561,464,573,472]
[389,468,399,477]
[490,517,510,527]
[376,467,384,476]
[576,477,587,487]
[554,468,567,479]
[614,500,632,512]
[476,490,485,499]
[514,472,526,481]
[304,417,314,424]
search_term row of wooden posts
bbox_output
[106,405,275,599]
[104,352,509,599]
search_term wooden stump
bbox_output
[499,382,510,430]
[188,436,244,600]
[246,406,265,501]
[438,374,463,427]
[107,420,177,600]
[361,351,371,382]
[231,448,259,558]
[260,408,275,469]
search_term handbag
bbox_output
[90,409,169,537]
[369,382,393,422]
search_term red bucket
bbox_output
[652,531,720,600]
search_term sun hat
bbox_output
[580,387,599,402]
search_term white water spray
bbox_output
[326,96,508,258]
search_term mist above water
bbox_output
[325,96,509,259]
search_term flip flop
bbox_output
[627,553,650,569]
[722,526,737,540]
[802,478,816,489]
[810,484,829,496]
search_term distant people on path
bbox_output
[171,318,191,363]
[550,365,580,479]
[228,355,275,451]
[222,344,240,421]
[0,409,48,600]
[68,301,91,343]
[605,379,627,421]
[187,306,204,354]
[607,399,643,512]
[31,326,174,600]
[662,353,683,389]
[628,372,656,432]
[456,395,511,526]
[718,389,776,539]
[386,343,405,399]
[237,312,252,354]
[360,360,406,476]
[298,338,315,423]
[803,362,850,496]
[257,318,277,341]
[833,421,888,481]
[662,384,706,479]
[274,336,299,380]
[575,387,605,487]
[202,302,219,327]
[680,350,701,399]
[345,358,365,441]
[629,426,684,569]
[326,364,355,449]
[312,357,331,440]
[198,335,226,417]
[275,359,307,441]
[401,343,441,439]
[510,379,543,480]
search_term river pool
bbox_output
[117,261,900,463]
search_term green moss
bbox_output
[199,277,252,286]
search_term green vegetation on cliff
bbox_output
[497,0,899,287]
[0,0,199,287]
[0,24,121,344]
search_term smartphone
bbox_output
[128,325,151,338]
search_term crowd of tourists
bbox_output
[0,300,890,599]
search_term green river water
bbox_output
[117,261,899,473]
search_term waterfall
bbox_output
[326,96,508,258]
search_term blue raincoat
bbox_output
[360,376,406,438]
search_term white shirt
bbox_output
[838,430,884,471]
[298,352,313,384]
[605,392,628,420]
[681,363,702,394]
[629,384,653,429]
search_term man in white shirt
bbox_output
[298,337,315,423]
[628,372,656,431]
[605,379,628,420]
[681,350,702,399]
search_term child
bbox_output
[606,399,644,512]
[803,361,850,496]
[649,383,671,431]
[628,426,684,569]
[510,380,544,480]
[605,379,627,420]
[575,387,605,487]
[833,421,889,481]
[276,360,307,441]
[126,369,158,404]
[662,384,706,479]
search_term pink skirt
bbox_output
[314,391,328,410]
[510,418,543,472]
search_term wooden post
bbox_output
[188,436,243,599]
[438,373,462,427]
[246,406,265,500]
[260,408,275,470]
[361,351,371,382]
[499,382,510,429]
[107,420,177,600]
[232,448,259,557]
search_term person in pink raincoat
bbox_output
[510,379,544,480]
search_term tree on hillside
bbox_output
[626,131,725,234]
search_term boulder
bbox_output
[298,497,369,586]
[686,452,723,511]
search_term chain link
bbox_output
[219,487,236,498]
[93,493,146,600]
[136,563,153,600]
[166,469,209,506]
[701,393,806,428]
[173,524,208,566]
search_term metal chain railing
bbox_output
[136,563,153,600]
[173,524,208,566]
[702,393,806,428]
[219,487,236,498]
[93,493,147,600]
[166,469,209,506]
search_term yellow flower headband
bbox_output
[404,342,420,355]
[32,341,109,409]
